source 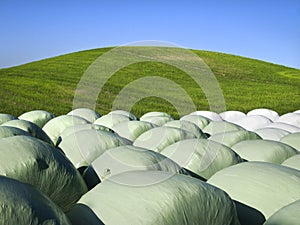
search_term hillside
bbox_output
[0,47,299,118]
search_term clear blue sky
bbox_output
[1,0,300,69]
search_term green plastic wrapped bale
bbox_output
[58,129,129,168]
[231,140,298,164]
[266,122,300,133]
[163,120,207,138]
[112,120,157,142]
[140,111,173,119]
[180,114,211,129]
[18,110,55,128]
[208,162,300,219]
[0,176,71,225]
[94,114,132,129]
[0,113,17,125]
[133,126,196,153]
[0,136,88,212]
[209,130,262,147]
[282,154,300,170]
[89,145,184,181]
[68,171,241,225]
[254,127,290,141]
[140,115,174,126]
[43,115,90,146]
[67,108,101,123]
[2,119,53,145]
[264,200,300,225]
[109,110,139,120]
[161,139,243,179]
[280,132,300,151]
[0,126,31,139]
[203,121,245,136]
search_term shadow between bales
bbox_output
[234,200,265,225]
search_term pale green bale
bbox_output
[208,162,300,219]
[264,200,300,225]
[180,114,211,130]
[133,126,196,153]
[232,140,298,164]
[190,110,223,121]
[68,171,241,225]
[2,119,53,145]
[282,154,300,170]
[18,110,55,128]
[0,126,31,139]
[254,127,290,141]
[0,136,88,212]
[0,113,17,125]
[112,120,157,142]
[43,115,90,145]
[0,176,71,225]
[266,122,300,133]
[140,115,174,126]
[209,130,262,147]
[67,108,101,123]
[203,121,245,136]
[280,132,300,151]
[140,111,172,119]
[161,139,243,179]
[163,120,207,138]
[234,115,272,131]
[108,110,139,120]
[58,129,129,168]
[94,113,131,129]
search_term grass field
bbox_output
[0,47,299,118]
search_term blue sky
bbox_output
[1,0,300,69]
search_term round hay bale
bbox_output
[282,154,300,171]
[163,120,207,138]
[247,108,279,121]
[280,132,300,151]
[190,110,223,121]
[67,108,101,123]
[108,110,139,120]
[180,114,211,130]
[219,111,246,123]
[203,121,245,136]
[94,114,132,129]
[0,113,17,125]
[254,127,290,141]
[0,126,31,139]
[18,110,55,128]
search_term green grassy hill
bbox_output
[0,47,299,118]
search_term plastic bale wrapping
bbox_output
[282,154,300,170]
[0,176,71,225]
[108,110,139,120]
[280,132,300,151]
[94,114,132,129]
[264,200,300,225]
[254,127,290,141]
[219,111,246,123]
[133,126,196,153]
[161,139,243,179]
[0,136,88,212]
[234,115,272,131]
[0,113,17,125]
[112,120,157,142]
[163,120,207,138]
[247,108,279,121]
[189,110,223,121]
[276,113,300,128]
[208,162,300,219]
[68,171,241,225]
[0,126,31,139]
[231,140,298,164]
[180,114,211,130]
[18,110,55,128]
[58,129,130,169]
[87,145,185,181]
[266,122,300,133]
[67,108,101,123]
[42,115,90,146]
[2,119,53,145]
[209,130,262,147]
[203,121,245,136]
[140,115,174,126]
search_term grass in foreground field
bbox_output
[0,47,299,118]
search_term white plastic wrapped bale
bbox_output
[0,113,17,125]
[140,115,174,126]
[58,129,129,169]
[112,120,157,142]
[264,199,300,225]
[219,111,246,123]
[67,171,241,225]
[163,120,207,138]
[94,113,132,129]
[180,114,211,130]
[43,115,90,146]
[2,119,53,145]
[234,115,272,131]
[209,130,262,147]
[161,139,243,179]
[108,110,139,120]
[282,155,300,171]
[280,132,300,151]
[88,145,185,181]
[294,110,300,114]
[140,111,173,119]
[0,136,88,212]
[208,162,300,219]
[133,127,196,153]
[67,108,101,123]
[254,127,290,141]
[247,108,279,121]
[266,122,300,133]
[276,113,300,128]
[18,110,55,128]
[203,121,245,136]
[0,176,71,225]
[189,110,223,121]
[0,126,31,139]
[231,140,298,164]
